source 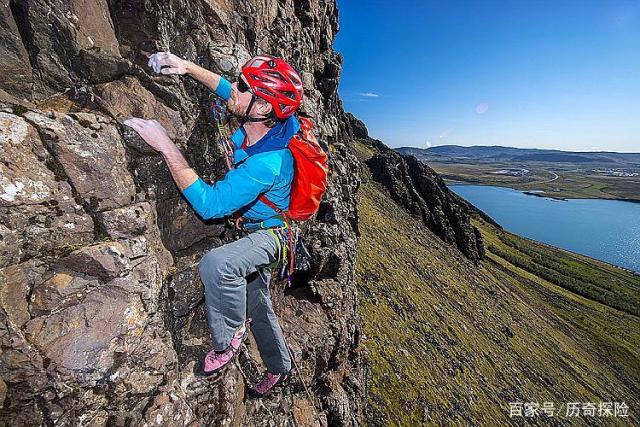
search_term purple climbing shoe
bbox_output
[247,370,291,399]
[201,320,250,375]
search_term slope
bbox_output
[354,141,640,426]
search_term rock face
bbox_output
[0,0,485,425]
[364,143,485,263]
[0,0,365,425]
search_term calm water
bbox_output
[449,185,640,273]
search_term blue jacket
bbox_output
[182,77,297,229]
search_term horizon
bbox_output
[395,143,640,155]
[335,0,640,153]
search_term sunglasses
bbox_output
[237,76,252,94]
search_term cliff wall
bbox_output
[0,1,485,425]
[0,1,364,425]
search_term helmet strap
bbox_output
[243,93,256,119]
[242,93,276,123]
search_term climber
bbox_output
[124,52,305,398]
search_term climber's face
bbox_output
[227,75,273,119]
[227,77,252,117]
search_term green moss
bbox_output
[45,158,70,182]
[481,221,640,316]
[12,104,29,116]
[54,243,84,258]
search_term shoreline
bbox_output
[447,181,640,204]
[450,182,640,275]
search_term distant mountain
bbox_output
[397,145,640,165]
[515,153,598,163]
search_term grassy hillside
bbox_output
[354,143,640,425]
[478,221,640,317]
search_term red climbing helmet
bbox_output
[241,55,304,119]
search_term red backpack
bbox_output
[260,116,329,221]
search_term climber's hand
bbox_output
[123,118,174,153]
[148,51,189,75]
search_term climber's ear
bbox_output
[255,97,273,116]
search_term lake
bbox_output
[449,185,640,273]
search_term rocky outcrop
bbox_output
[1,0,365,425]
[344,112,368,140]
[365,147,485,263]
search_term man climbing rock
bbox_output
[124,52,309,398]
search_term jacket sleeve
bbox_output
[214,76,232,101]
[181,155,276,220]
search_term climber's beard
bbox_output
[226,91,245,117]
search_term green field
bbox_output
[478,220,640,317]
[427,161,640,201]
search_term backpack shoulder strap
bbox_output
[259,194,283,214]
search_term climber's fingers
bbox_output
[155,51,172,66]
[160,67,181,75]
[123,118,172,153]
[123,117,147,133]
[123,118,166,135]
[147,53,163,73]
[148,51,186,75]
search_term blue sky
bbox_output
[334,0,640,153]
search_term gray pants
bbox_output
[198,229,291,375]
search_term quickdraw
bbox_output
[268,220,311,287]
[210,98,234,170]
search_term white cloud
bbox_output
[359,92,379,97]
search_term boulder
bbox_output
[0,1,33,99]
[95,77,187,142]
[0,112,94,266]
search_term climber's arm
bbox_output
[185,63,230,97]
[160,144,199,191]
[122,118,275,219]
[123,118,197,191]
[147,51,231,99]
[181,157,276,219]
